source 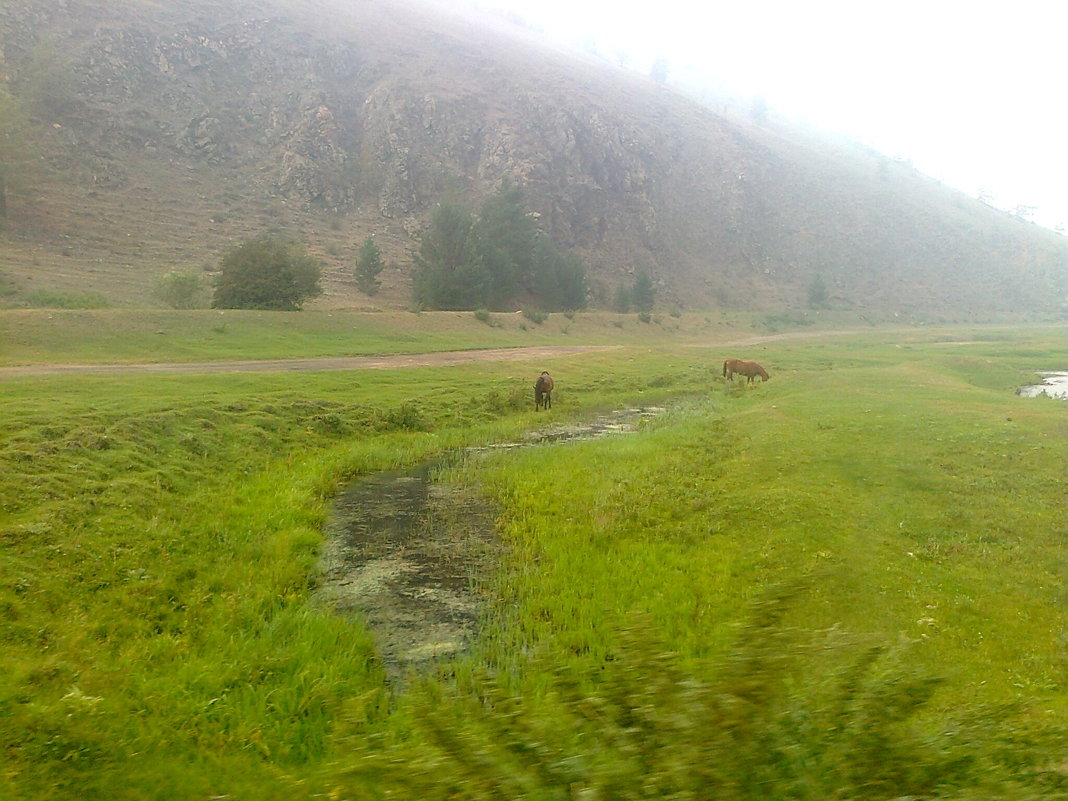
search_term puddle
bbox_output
[317,407,666,680]
[317,460,499,680]
[1017,372,1068,400]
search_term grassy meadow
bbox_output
[1,310,1066,799]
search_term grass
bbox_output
[1,312,1066,798]
[0,308,736,365]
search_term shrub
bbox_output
[153,269,204,309]
[212,236,322,310]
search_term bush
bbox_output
[212,236,322,311]
[153,269,204,309]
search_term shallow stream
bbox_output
[317,407,665,679]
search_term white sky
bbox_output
[468,0,1068,232]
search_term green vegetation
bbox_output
[213,236,323,310]
[153,269,206,309]
[1,313,1066,799]
[0,308,725,366]
[614,270,657,313]
[807,272,829,308]
[632,269,656,312]
[25,288,110,309]
[353,236,386,296]
[413,184,588,311]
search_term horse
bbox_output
[722,358,769,384]
[534,371,554,410]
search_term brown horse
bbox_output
[534,371,554,410]
[723,358,769,384]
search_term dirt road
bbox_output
[0,345,624,377]
[1,326,986,378]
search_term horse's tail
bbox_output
[722,360,728,378]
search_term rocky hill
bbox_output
[1,0,1065,317]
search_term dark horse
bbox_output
[534,371,554,410]
[723,358,770,384]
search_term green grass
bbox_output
[0,308,734,366]
[1,315,1066,798]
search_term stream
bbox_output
[1017,371,1068,400]
[316,407,665,679]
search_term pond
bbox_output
[317,407,666,680]
[1017,372,1068,400]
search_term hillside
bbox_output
[1,0,1065,317]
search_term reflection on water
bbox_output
[1017,372,1068,400]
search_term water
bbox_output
[317,407,666,679]
[1017,372,1068,400]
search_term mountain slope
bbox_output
[1,0,1065,316]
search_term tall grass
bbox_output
[1,318,1066,798]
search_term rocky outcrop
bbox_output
[1,0,1065,314]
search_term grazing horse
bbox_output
[534,371,554,410]
[722,358,770,384]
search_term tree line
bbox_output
[197,184,589,312]
[413,184,587,311]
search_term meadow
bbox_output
[1,310,1066,800]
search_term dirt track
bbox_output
[0,345,624,377]
[0,328,905,378]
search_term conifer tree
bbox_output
[354,236,386,296]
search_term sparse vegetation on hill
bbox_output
[0,0,1064,316]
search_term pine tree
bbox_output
[632,271,656,312]
[354,236,386,296]
[413,203,488,310]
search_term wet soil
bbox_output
[317,459,499,678]
[316,407,665,679]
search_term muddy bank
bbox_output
[317,407,665,679]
